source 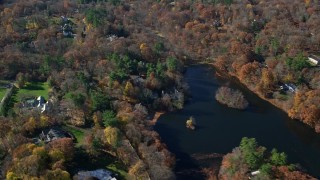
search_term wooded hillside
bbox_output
[0,0,319,179]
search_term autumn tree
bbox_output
[215,87,249,109]
[23,117,37,133]
[140,43,154,62]
[128,160,147,179]
[48,138,74,162]
[300,105,320,127]
[238,62,261,88]
[124,81,134,97]
[261,69,275,89]
[16,72,27,88]
[93,111,103,128]
[289,90,320,128]
[104,126,121,148]
[214,56,229,72]
[257,68,276,96]
[48,149,65,168]
[125,123,142,147]
[7,143,62,178]
[44,169,70,180]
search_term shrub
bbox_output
[215,87,248,109]
[270,148,287,166]
[286,53,311,71]
[102,110,118,127]
[166,57,179,72]
[70,93,86,107]
[85,9,107,27]
[260,163,272,175]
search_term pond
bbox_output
[154,65,320,179]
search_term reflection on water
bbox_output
[155,65,320,178]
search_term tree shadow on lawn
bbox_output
[2,88,18,117]
[23,83,45,90]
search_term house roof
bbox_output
[48,129,66,138]
[37,96,45,101]
[75,169,116,180]
[309,55,320,61]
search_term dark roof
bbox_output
[309,55,320,61]
[48,129,66,138]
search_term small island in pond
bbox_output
[215,87,248,110]
[186,116,196,130]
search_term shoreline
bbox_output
[187,61,316,133]
[202,62,317,133]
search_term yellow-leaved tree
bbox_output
[104,126,121,148]
[124,81,134,97]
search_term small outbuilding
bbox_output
[308,55,320,66]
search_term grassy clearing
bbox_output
[1,87,18,116]
[16,82,49,101]
[106,163,128,180]
[0,88,6,100]
[62,125,86,146]
[0,80,11,100]
[63,92,73,99]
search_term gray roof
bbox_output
[75,169,116,180]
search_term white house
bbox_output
[23,96,49,113]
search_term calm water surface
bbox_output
[155,65,320,178]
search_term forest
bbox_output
[0,0,319,179]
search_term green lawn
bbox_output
[0,80,11,100]
[16,82,49,101]
[0,88,6,100]
[107,163,128,180]
[62,125,86,146]
[63,92,73,99]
